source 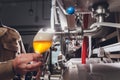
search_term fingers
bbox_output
[17,53,42,63]
[13,53,43,75]
[32,53,43,61]
[26,61,42,71]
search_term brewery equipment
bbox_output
[28,0,120,80]
[47,0,120,80]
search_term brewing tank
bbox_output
[62,58,120,80]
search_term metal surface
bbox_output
[61,0,120,12]
[62,58,120,80]
[93,42,120,54]
[53,0,120,80]
[83,22,120,36]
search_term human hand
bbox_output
[12,53,42,75]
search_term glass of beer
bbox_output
[33,28,54,54]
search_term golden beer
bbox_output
[33,40,52,54]
[33,29,54,54]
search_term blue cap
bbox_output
[66,6,75,15]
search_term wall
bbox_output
[0,0,51,26]
[0,0,51,51]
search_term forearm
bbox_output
[0,60,15,80]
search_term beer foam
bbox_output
[34,28,55,41]
[34,32,53,41]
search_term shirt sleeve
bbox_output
[0,60,15,80]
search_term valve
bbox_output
[91,1,109,22]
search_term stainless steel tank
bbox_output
[62,58,120,80]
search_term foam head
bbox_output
[34,28,54,41]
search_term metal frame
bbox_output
[93,42,120,54]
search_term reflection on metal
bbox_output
[88,36,92,58]
[93,42,120,54]
[57,7,68,30]
[62,58,120,80]
[56,0,68,15]
[50,0,56,30]
[84,22,120,36]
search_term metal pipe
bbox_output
[84,22,120,36]
[81,14,89,64]
[93,42,120,54]
[50,0,56,30]
[54,8,59,24]
[90,22,120,29]
[56,0,68,15]
[88,36,92,58]
[81,36,88,64]
[53,22,120,37]
[58,7,68,30]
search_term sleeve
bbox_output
[0,60,15,80]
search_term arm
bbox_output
[0,60,15,80]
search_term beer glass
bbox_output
[33,28,54,54]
